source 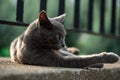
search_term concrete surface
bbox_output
[0,57,120,80]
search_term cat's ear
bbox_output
[52,14,66,24]
[39,10,51,25]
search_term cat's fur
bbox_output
[10,10,119,68]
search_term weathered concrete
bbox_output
[0,57,120,80]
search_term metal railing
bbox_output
[0,0,120,39]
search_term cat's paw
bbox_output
[67,47,80,55]
[100,52,119,63]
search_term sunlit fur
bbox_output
[10,10,119,68]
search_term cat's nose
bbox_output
[62,44,65,47]
[60,39,65,47]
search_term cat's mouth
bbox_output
[51,44,63,50]
[52,46,62,50]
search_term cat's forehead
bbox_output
[50,19,66,35]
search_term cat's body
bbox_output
[10,11,119,68]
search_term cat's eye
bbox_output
[56,35,60,38]
[56,35,62,39]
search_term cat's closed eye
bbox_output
[56,35,61,39]
[56,35,63,40]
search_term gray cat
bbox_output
[10,10,119,68]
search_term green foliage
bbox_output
[0,47,9,57]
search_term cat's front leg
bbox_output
[61,47,80,55]
[60,52,119,68]
[59,49,76,56]
[67,47,80,55]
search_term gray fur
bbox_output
[10,10,119,68]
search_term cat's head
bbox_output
[36,10,66,50]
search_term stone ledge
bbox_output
[0,57,120,80]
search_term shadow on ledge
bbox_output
[0,57,120,80]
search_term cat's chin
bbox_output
[52,46,62,50]
[52,48,61,50]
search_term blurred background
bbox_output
[0,0,120,57]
